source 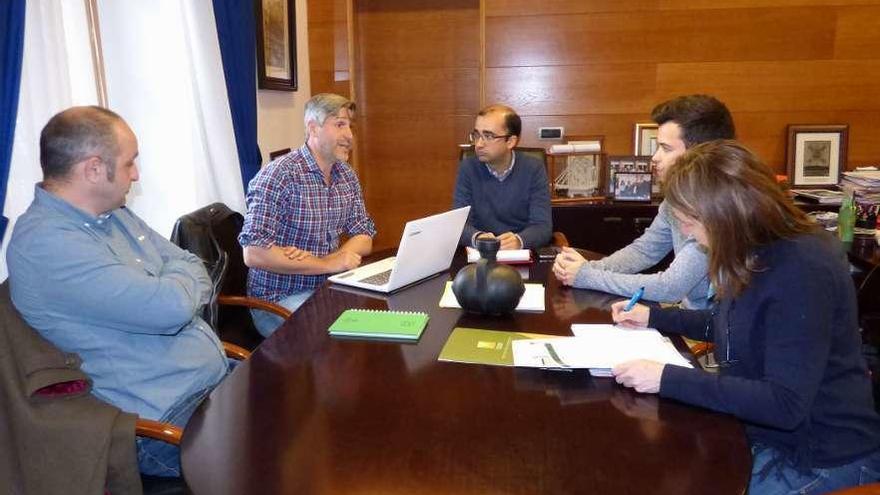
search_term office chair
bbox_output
[825,482,880,495]
[457,143,547,167]
[456,145,569,248]
[269,147,291,160]
[857,265,880,412]
[0,282,249,495]
[171,203,291,351]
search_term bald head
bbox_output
[40,106,127,182]
[477,104,522,138]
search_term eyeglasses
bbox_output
[703,300,739,369]
[468,130,511,144]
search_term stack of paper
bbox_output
[511,324,692,376]
[466,247,531,264]
[841,171,880,202]
[438,281,545,312]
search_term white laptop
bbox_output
[327,206,470,293]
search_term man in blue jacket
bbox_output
[453,104,552,250]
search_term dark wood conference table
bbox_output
[180,249,751,494]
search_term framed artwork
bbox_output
[255,0,297,91]
[785,124,848,188]
[607,155,651,197]
[613,172,653,202]
[634,123,659,156]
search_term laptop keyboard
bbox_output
[358,269,392,286]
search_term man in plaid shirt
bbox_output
[239,93,376,336]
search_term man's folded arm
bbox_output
[9,234,208,334]
[573,240,708,304]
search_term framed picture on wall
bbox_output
[255,0,298,91]
[785,124,848,188]
[633,123,659,156]
[613,172,653,202]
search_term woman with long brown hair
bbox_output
[611,140,880,494]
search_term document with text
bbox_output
[511,324,692,376]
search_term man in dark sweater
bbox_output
[453,104,551,250]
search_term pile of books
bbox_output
[841,171,880,202]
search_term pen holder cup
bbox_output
[855,200,879,229]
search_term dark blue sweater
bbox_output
[452,152,552,249]
[651,232,880,469]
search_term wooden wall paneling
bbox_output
[834,6,880,59]
[357,68,480,116]
[486,8,835,67]
[353,0,480,72]
[359,114,474,249]
[655,60,880,113]
[308,0,351,96]
[732,111,880,172]
[354,0,480,249]
[517,114,651,152]
[657,0,880,9]
[485,65,656,116]
[485,0,660,16]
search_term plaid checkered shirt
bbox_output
[239,144,376,302]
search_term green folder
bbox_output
[328,309,429,341]
[438,327,551,366]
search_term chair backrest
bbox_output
[458,144,548,168]
[269,148,291,160]
[170,203,246,330]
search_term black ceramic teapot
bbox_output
[452,238,525,315]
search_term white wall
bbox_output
[256,0,311,166]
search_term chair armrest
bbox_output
[218,295,292,319]
[552,231,570,248]
[136,418,182,445]
[222,342,251,361]
[689,342,715,358]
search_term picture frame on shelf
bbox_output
[633,123,659,156]
[606,155,651,197]
[785,124,848,188]
[613,172,653,202]
[255,0,298,91]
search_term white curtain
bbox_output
[97,0,246,237]
[0,0,98,281]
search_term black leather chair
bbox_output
[857,264,880,411]
[171,203,291,350]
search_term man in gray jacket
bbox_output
[552,95,735,309]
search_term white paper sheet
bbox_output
[466,247,531,263]
[511,324,692,374]
[438,281,545,312]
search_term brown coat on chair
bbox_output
[0,282,142,495]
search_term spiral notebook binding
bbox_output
[349,308,428,316]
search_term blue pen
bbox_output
[623,287,645,311]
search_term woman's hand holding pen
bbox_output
[611,301,650,328]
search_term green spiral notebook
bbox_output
[328,309,429,341]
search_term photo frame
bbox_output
[634,123,659,156]
[613,172,653,202]
[606,155,651,197]
[785,124,848,188]
[255,0,298,91]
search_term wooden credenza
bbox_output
[553,199,839,256]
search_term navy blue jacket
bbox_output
[452,152,552,249]
[652,232,880,469]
